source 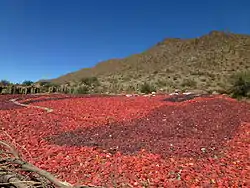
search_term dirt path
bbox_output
[10,98,53,113]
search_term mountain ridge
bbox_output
[46,30,250,93]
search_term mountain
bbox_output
[47,31,250,93]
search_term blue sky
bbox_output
[0,0,250,83]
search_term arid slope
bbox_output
[49,31,250,93]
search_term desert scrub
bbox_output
[73,86,89,94]
[80,77,100,86]
[140,82,156,94]
[156,79,167,87]
[180,78,197,88]
[229,71,250,98]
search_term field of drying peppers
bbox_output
[0,94,249,187]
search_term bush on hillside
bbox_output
[73,86,89,94]
[80,77,100,86]
[140,82,156,94]
[229,71,250,98]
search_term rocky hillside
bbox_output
[48,31,250,93]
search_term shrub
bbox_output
[140,82,156,94]
[229,71,250,98]
[73,86,89,94]
[80,77,99,86]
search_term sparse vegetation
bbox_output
[39,81,52,87]
[44,31,250,94]
[140,82,156,94]
[229,71,250,98]
[156,79,167,87]
[22,80,34,86]
[180,79,197,88]
[80,77,99,86]
[73,86,89,94]
[3,31,250,95]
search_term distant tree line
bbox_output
[0,80,34,86]
[1,72,250,98]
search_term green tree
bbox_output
[0,80,11,86]
[22,80,34,86]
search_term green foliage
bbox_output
[0,80,11,86]
[229,71,250,98]
[73,86,89,94]
[140,82,156,94]
[80,77,99,86]
[22,80,34,86]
